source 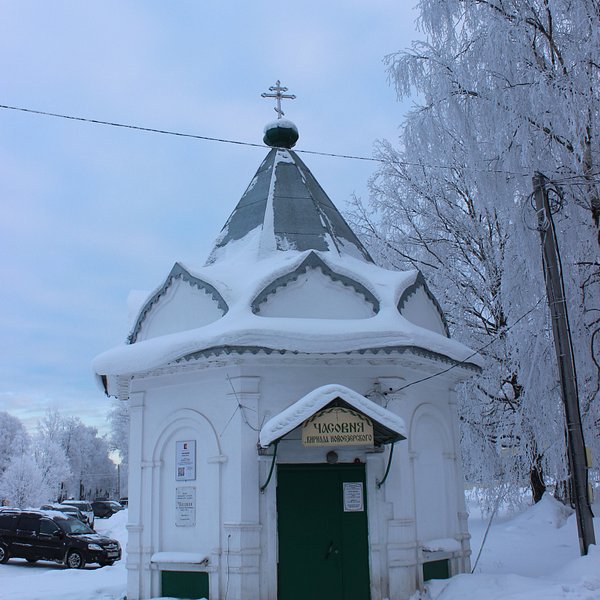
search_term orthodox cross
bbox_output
[261,80,296,119]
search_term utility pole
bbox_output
[532,172,596,555]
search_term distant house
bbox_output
[94,117,481,600]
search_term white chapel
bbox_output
[94,92,481,600]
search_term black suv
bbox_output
[0,508,121,568]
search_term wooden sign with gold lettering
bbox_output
[302,407,374,447]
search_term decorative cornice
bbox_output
[177,343,481,373]
[111,343,480,400]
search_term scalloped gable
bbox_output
[397,272,449,337]
[251,252,379,319]
[129,263,228,343]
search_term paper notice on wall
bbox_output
[175,486,196,527]
[343,481,364,512]
[176,440,196,481]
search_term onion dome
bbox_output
[263,118,299,149]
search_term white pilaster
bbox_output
[448,389,471,572]
[220,376,262,599]
[387,444,419,599]
[126,391,146,600]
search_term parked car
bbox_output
[91,500,123,518]
[0,508,121,568]
[40,504,86,523]
[60,500,94,529]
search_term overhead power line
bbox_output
[0,103,267,150]
[0,103,377,163]
[2,102,600,184]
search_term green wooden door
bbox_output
[277,463,371,600]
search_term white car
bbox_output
[61,500,95,529]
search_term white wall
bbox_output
[128,356,470,599]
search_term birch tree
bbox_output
[352,0,599,502]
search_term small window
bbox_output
[40,519,60,536]
[0,514,17,529]
[16,516,39,533]
[161,571,209,600]
[423,558,450,581]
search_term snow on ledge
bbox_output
[151,551,209,565]
[93,250,484,383]
[421,538,462,553]
[259,383,407,447]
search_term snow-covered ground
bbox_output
[423,493,600,600]
[1,497,599,599]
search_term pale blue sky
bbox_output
[0,1,418,434]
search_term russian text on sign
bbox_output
[302,407,374,447]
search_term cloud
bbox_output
[0,391,112,436]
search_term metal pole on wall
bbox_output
[532,172,596,555]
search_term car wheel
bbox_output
[0,545,9,564]
[66,550,85,569]
[26,558,38,564]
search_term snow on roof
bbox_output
[94,143,483,393]
[259,384,407,447]
[263,118,298,134]
[205,148,373,264]
[93,249,483,379]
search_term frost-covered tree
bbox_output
[0,454,48,508]
[352,0,599,502]
[33,435,71,502]
[0,411,117,505]
[108,399,129,497]
[0,411,29,474]
[108,399,129,467]
[37,410,116,499]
